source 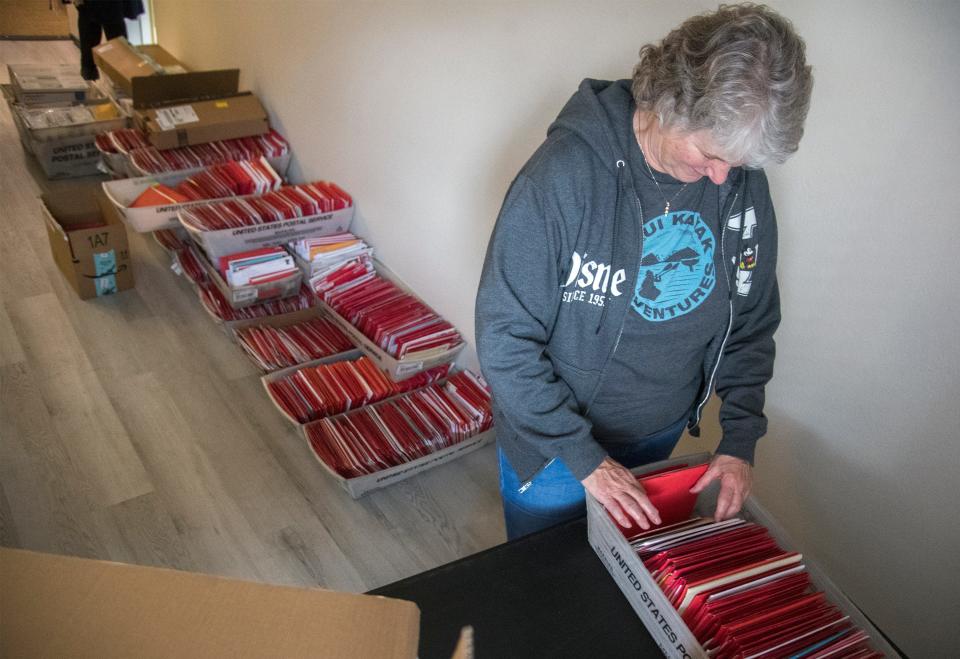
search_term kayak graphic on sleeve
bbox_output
[632,211,716,322]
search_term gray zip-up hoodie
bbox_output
[475,79,780,487]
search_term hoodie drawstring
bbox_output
[597,159,626,333]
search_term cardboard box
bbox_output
[0,547,420,659]
[7,63,100,105]
[41,190,134,299]
[3,83,128,180]
[316,260,465,382]
[135,92,269,150]
[181,204,354,262]
[93,38,239,109]
[91,74,135,116]
[586,453,901,659]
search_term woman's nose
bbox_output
[708,161,731,185]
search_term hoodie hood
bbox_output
[551,78,746,198]
[549,79,634,176]
[549,79,644,331]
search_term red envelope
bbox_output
[131,183,189,207]
[639,463,709,525]
[612,463,709,538]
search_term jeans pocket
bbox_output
[510,459,585,513]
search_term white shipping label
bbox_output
[154,104,200,131]
[395,361,425,377]
[232,288,258,303]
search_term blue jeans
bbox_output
[498,417,687,540]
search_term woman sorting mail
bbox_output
[475,4,813,540]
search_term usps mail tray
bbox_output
[586,453,900,659]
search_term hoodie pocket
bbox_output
[548,353,600,410]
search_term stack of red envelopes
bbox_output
[614,464,884,658]
[444,370,494,433]
[305,377,490,478]
[153,229,187,253]
[123,129,290,174]
[197,281,314,322]
[180,182,352,231]
[133,157,282,208]
[172,157,282,202]
[95,127,150,154]
[175,244,208,286]
[130,183,189,207]
[236,316,354,371]
[310,256,373,298]
[313,258,462,359]
[266,357,450,424]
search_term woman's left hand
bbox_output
[689,454,753,520]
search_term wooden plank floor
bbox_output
[0,40,505,591]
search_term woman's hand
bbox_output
[689,454,753,521]
[581,457,661,529]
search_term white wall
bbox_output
[153,1,960,655]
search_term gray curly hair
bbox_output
[631,3,813,169]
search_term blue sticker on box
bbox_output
[95,275,118,297]
[93,250,117,276]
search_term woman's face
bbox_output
[654,128,737,185]
[637,112,739,185]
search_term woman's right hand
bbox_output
[581,457,661,529]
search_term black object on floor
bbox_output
[371,517,663,659]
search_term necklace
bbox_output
[638,142,688,216]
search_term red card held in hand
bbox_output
[613,463,709,538]
[640,463,709,525]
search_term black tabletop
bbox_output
[370,517,663,659]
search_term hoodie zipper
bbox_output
[581,192,643,418]
[692,189,740,426]
[517,252,633,494]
